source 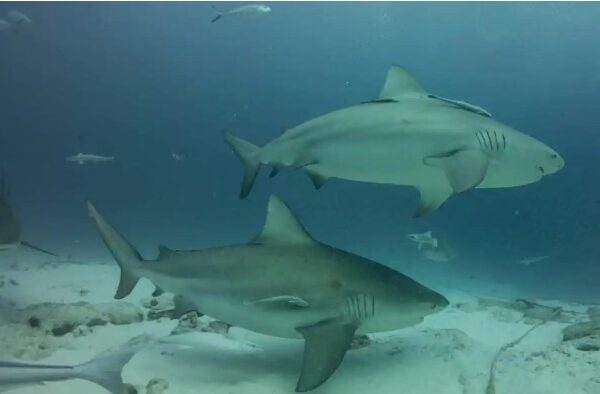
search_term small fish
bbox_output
[66,153,115,165]
[0,335,151,393]
[516,255,549,266]
[407,231,438,250]
[6,10,31,25]
[211,4,271,23]
[171,152,185,162]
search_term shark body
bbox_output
[87,196,448,392]
[225,65,564,216]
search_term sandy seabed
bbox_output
[0,252,599,394]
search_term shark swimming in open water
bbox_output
[87,195,448,392]
[225,65,564,217]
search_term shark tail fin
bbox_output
[76,335,151,394]
[86,201,142,299]
[224,133,262,199]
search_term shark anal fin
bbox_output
[413,184,453,218]
[296,319,357,392]
[251,196,315,245]
[306,170,327,190]
[424,150,489,193]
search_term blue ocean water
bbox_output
[1,2,598,302]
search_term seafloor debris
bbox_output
[146,378,169,394]
[170,311,231,336]
[562,317,600,353]
[0,301,144,360]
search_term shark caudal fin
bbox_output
[76,335,152,394]
[224,133,262,199]
[86,201,142,299]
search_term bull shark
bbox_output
[0,177,56,256]
[0,335,149,393]
[87,195,448,392]
[225,65,564,217]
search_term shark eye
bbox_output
[550,154,558,159]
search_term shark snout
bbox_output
[540,150,565,175]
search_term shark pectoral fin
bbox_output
[424,150,489,193]
[296,320,357,392]
[379,65,427,100]
[414,184,453,218]
[252,295,309,308]
[305,169,328,190]
[251,196,316,245]
[171,295,200,318]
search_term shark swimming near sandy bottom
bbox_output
[87,196,449,392]
[225,65,564,217]
[0,177,56,256]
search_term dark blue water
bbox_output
[1,2,599,301]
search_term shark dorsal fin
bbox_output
[252,195,315,245]
[379,65,427,99]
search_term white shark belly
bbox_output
[303,131,450,186]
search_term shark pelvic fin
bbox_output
[379,65,427,100]
[224,133,261,199]
[424,149,489,193]
[86,201,142,299]
[296,319,357,392]
[157,245,177,260]
[305,169,328,190]
[413,184,453,218]
[269,166,282,178]
[251,196,315,245]
[171,295,199,318]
